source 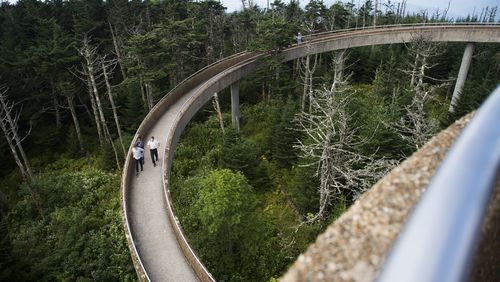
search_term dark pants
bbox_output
[150,148,158,165]
[135,158,143,172]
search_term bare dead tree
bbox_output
[0,87,44,217]
[295,57,395,223]
[76,34,121,168]
[58,81,84,152]
[49,77,61,128]
[391,33,450,149]
[108,21,127,79]
[299,23,319,113]
[67,95,84,152]
[101,56,126,158]
[72,36,105,145]
[0,88,33,182]
[139,73,147,107]
[212,92,225,134]
[145,82,154,110]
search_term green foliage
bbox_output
[288,160,320,215]
[250,11,294,52]
[4,159,135,281]
[271,97,300,167]
[176,169,280,281]
[349,84,409,158]
[221,128,269,190]
[0,219,15,280]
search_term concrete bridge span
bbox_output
[284,23,500,61]
[120,24,500,281]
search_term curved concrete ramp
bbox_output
[126,99,198,281]
[121,24,500,281]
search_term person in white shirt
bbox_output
[147,136,160,167]
[132,144,145,176]
[136,136,145,166]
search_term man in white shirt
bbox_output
[147,136,160,167]
[132,144,145,176]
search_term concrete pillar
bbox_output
[449,43,475,113]
[231,81,240,132]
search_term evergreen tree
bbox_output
[271,97,299,168]
[193,169,278,281]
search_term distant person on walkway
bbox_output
[137,136,145,166]
[147,136,160,167]
[132,143,145,176]
[295,32,304,44]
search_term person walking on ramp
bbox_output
[147,136,160,167]
[137,136,145,166]
[132,143,145,176]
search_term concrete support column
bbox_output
[449,43,475,113]
[231,81,240,132]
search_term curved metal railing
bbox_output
[378,85,500,282]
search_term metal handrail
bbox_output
[378,85,500,282]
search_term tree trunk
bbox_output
[108,22,127,80]
[79,35,120,168]
[410,53,419,87]
[301,55,310,112]
[212,93,225,134]
[0,94,34,181]
[0,93,42,217]
[145,82,153,110]
[79,34,104,144]
[88,65,121,169]
[105,125,121,169]
[85,74,104,145]
[0,116,28,180]
[66,95,84,152]
[102,60,126,158]
[301,53,318,113]
[332,50,346,91]
[50,77,61,128]
[139,76,147,108]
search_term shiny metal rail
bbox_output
[378,86,500,282]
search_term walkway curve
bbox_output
[120,23,500,281]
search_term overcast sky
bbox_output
[219,0,498,19]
